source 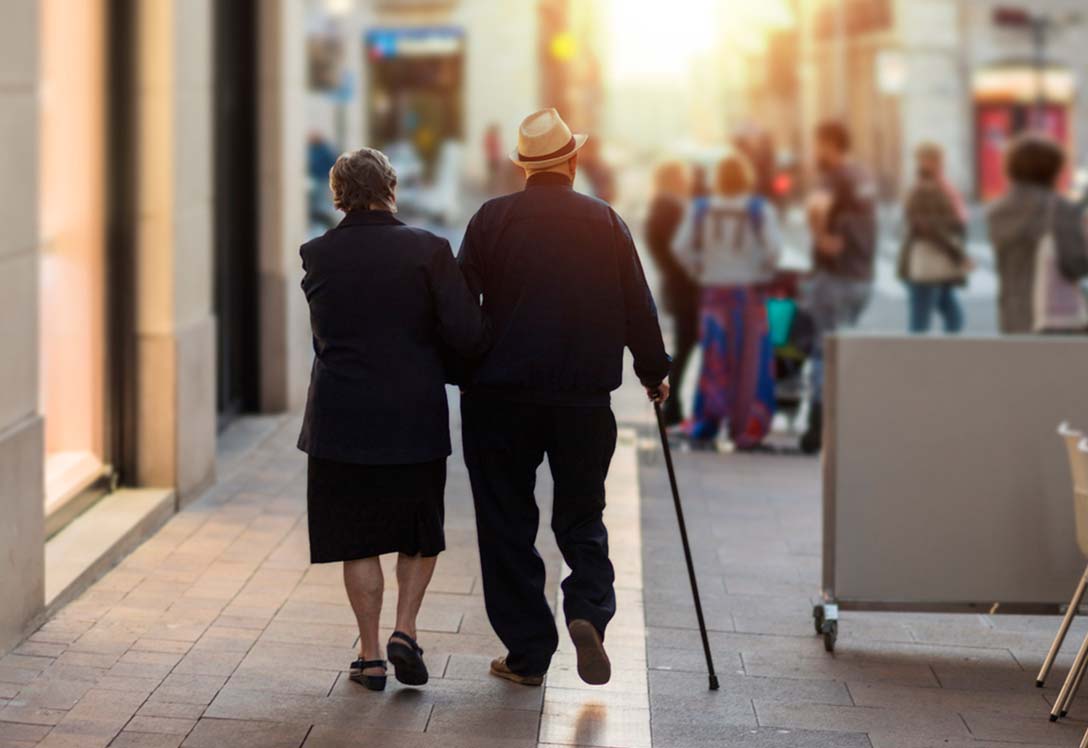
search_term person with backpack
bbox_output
[672,152,781,450]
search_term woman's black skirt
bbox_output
[306,455,446,563]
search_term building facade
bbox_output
[747,0,1088,199]
[0,0,310,653]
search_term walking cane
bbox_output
[652,398,720,690]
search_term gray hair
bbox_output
[329,147,397,213]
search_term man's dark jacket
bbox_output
[456,172,670,406]
[297,210,487,465]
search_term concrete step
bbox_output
[44,487,175,613]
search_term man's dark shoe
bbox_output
[800,401,823,455]
[568,619,611,685]
[489,657,544,687]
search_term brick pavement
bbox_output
[638,445,1088,747]
[7,386,1088,747]
[0,396,651,748]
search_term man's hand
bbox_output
[815,232,844,257]
[647,381,670,404]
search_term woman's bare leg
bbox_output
[394,554,437,639]
[343,557,385,674]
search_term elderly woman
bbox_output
[297,148,487,691]
[672,153,781,450]
[988,134,1088,333]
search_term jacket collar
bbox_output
[525,172,573,190]
[337,210,404,228]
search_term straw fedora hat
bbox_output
[509,108,588,170]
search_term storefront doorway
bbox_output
[365,27,465,177]
[213,0,260,428]
[974,65,1074,201]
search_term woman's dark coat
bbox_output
[297,210,487,465]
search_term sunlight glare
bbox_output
[607,0,719,82]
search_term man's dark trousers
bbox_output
[461,393,617,676]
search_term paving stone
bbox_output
[0,704,68,726]
[227,665,339,697]
[649,724,873,748]
[868,735,1063,748]
[136,701,206,720]
[130,640,192,656]
[108,732,185,748]
[171,650,246,678]
[1,677,94,711]
[0,722,52,742]
[12,644,65,660]
[753,700,970,738]
[258,621,358,650]
[426,706,538,741]
[847,679,1051,715]
[151,674,228,705]
[331,672,543,711]
[303,725,535,748]
[123,717,196,736]
[181,718,310,748]
[960,710,1083,744]
[204,687,432,730]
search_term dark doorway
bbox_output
[214,0,260,428]
[105,0,138,486]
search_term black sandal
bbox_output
[349,658,387,691]
[387,630,428,686]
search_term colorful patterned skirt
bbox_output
[689,285,776,448]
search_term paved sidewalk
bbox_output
[638,445,1088,747]
[0,398,655,748]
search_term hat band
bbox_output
[518,136,576,163]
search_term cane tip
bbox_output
[709,675,720,691]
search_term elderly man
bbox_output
[457,109,671,686]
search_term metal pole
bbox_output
[653,400,720,690]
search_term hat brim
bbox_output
[509,133,589,169]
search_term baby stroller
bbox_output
[763,270,816,432]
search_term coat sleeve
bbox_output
[1055,200,1088,282]
[456,210,486,298]
[614,212,671,388]
[427,240,490,358]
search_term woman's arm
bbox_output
[427,242,490,358]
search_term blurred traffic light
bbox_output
[550,31,577,62]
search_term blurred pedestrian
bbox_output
[897,142,971,333]
[297,147,489,691]
[307,131,339,229]
[645,161,698,426]
[987,133,1088,333]
[457,109,670,687]
[672,152,781,450]
[800,121,877,454]
[484,123,504,195]
[579,136,617,204]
